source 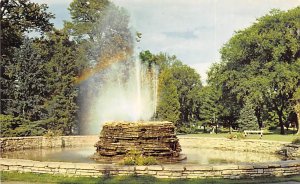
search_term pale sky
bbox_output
[33,0,300,83]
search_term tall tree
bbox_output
[170,64,203,125]
[219,7,300,134]
[156,69,180,125]
[1,0,54,114]
[40,30,80,134]
[237,100,259,131]
[293,87,300,135]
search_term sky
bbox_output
[33,0,300,83]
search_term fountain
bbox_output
[92,121,185,162]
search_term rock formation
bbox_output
[93,121,185,162]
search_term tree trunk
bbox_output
[255,107,263,129]
[295,110,300,135]
[279,114,285,135]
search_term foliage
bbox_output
[226,133,245,140]
[121,149,157,166]
[2,31,79,135]
[0,0,54,57]
[237,100,259,131]
[170,64,203,125]
[141,51,203,128]
[156,69,180,125]
[292,87,300,134]
[214,7,300,134]
[64,0,110,40]
[177,124,199,134]
[1,0,54,115]
[0,114,45,137]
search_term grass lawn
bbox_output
[179,131,300,142]
[1,172,300,184]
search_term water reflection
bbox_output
[1,145,282,164]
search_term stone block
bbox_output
[280,161,300,167]
[238,165,254,170]
[23,167,32,172]
[135,170,148,174]
[221,170,233,175]
[213,165,238,170]
[18,161,34,167]
[171,172,182,177]
[253,164,268,169]
[66,169,76,174]
[156,171,172,176]
[185,165,213,171]
[76,163,96,170]
[9,166,22,171]
[257,169,264,174]
[135,166,147,171]
[186,174,201,178]
[47,162,61,168]
[76,169,96,173]
[60,163,76,169]
[0,159,18,166]
[58,168,67,173]
[268,163,281,168]
[148,170,157,175]
[163,165,184,171]
[34,162,48,168]
[0,165,9,171]
[148,165,163,171]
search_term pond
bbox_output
[1,144,282,165]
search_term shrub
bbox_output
[226,133,245,140]
[292,137,300,144]
[120,149,158,166]
[43,130,63,137]
[0,115,46,137]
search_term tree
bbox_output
[140,50,203,128]
[40,30,80,134]
[237,100,259,131]
[170,64,202,125]
[4,38,49,120]
[293,87,300,134]
[219,7,300,134]
[64,0,110,40]
[3,30,80,135]
[1,0,54,114]
[140,50,180,72]
[156,69,180,125]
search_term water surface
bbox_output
[1,145,282,165]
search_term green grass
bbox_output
[180,131,300,142]
[1,171,300,184]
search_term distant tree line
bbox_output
[0,0,299,136]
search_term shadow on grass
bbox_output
[1,172,300,184]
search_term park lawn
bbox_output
[1,171,300,184]
[180,132,300,142]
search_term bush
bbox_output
[177,124,198,134]
[43,130,63,137]
[292,137,300,144]
[226,133,245,140]
[120,149,158,166]
[0,115,46,137]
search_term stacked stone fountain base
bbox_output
[93,121,185,162]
